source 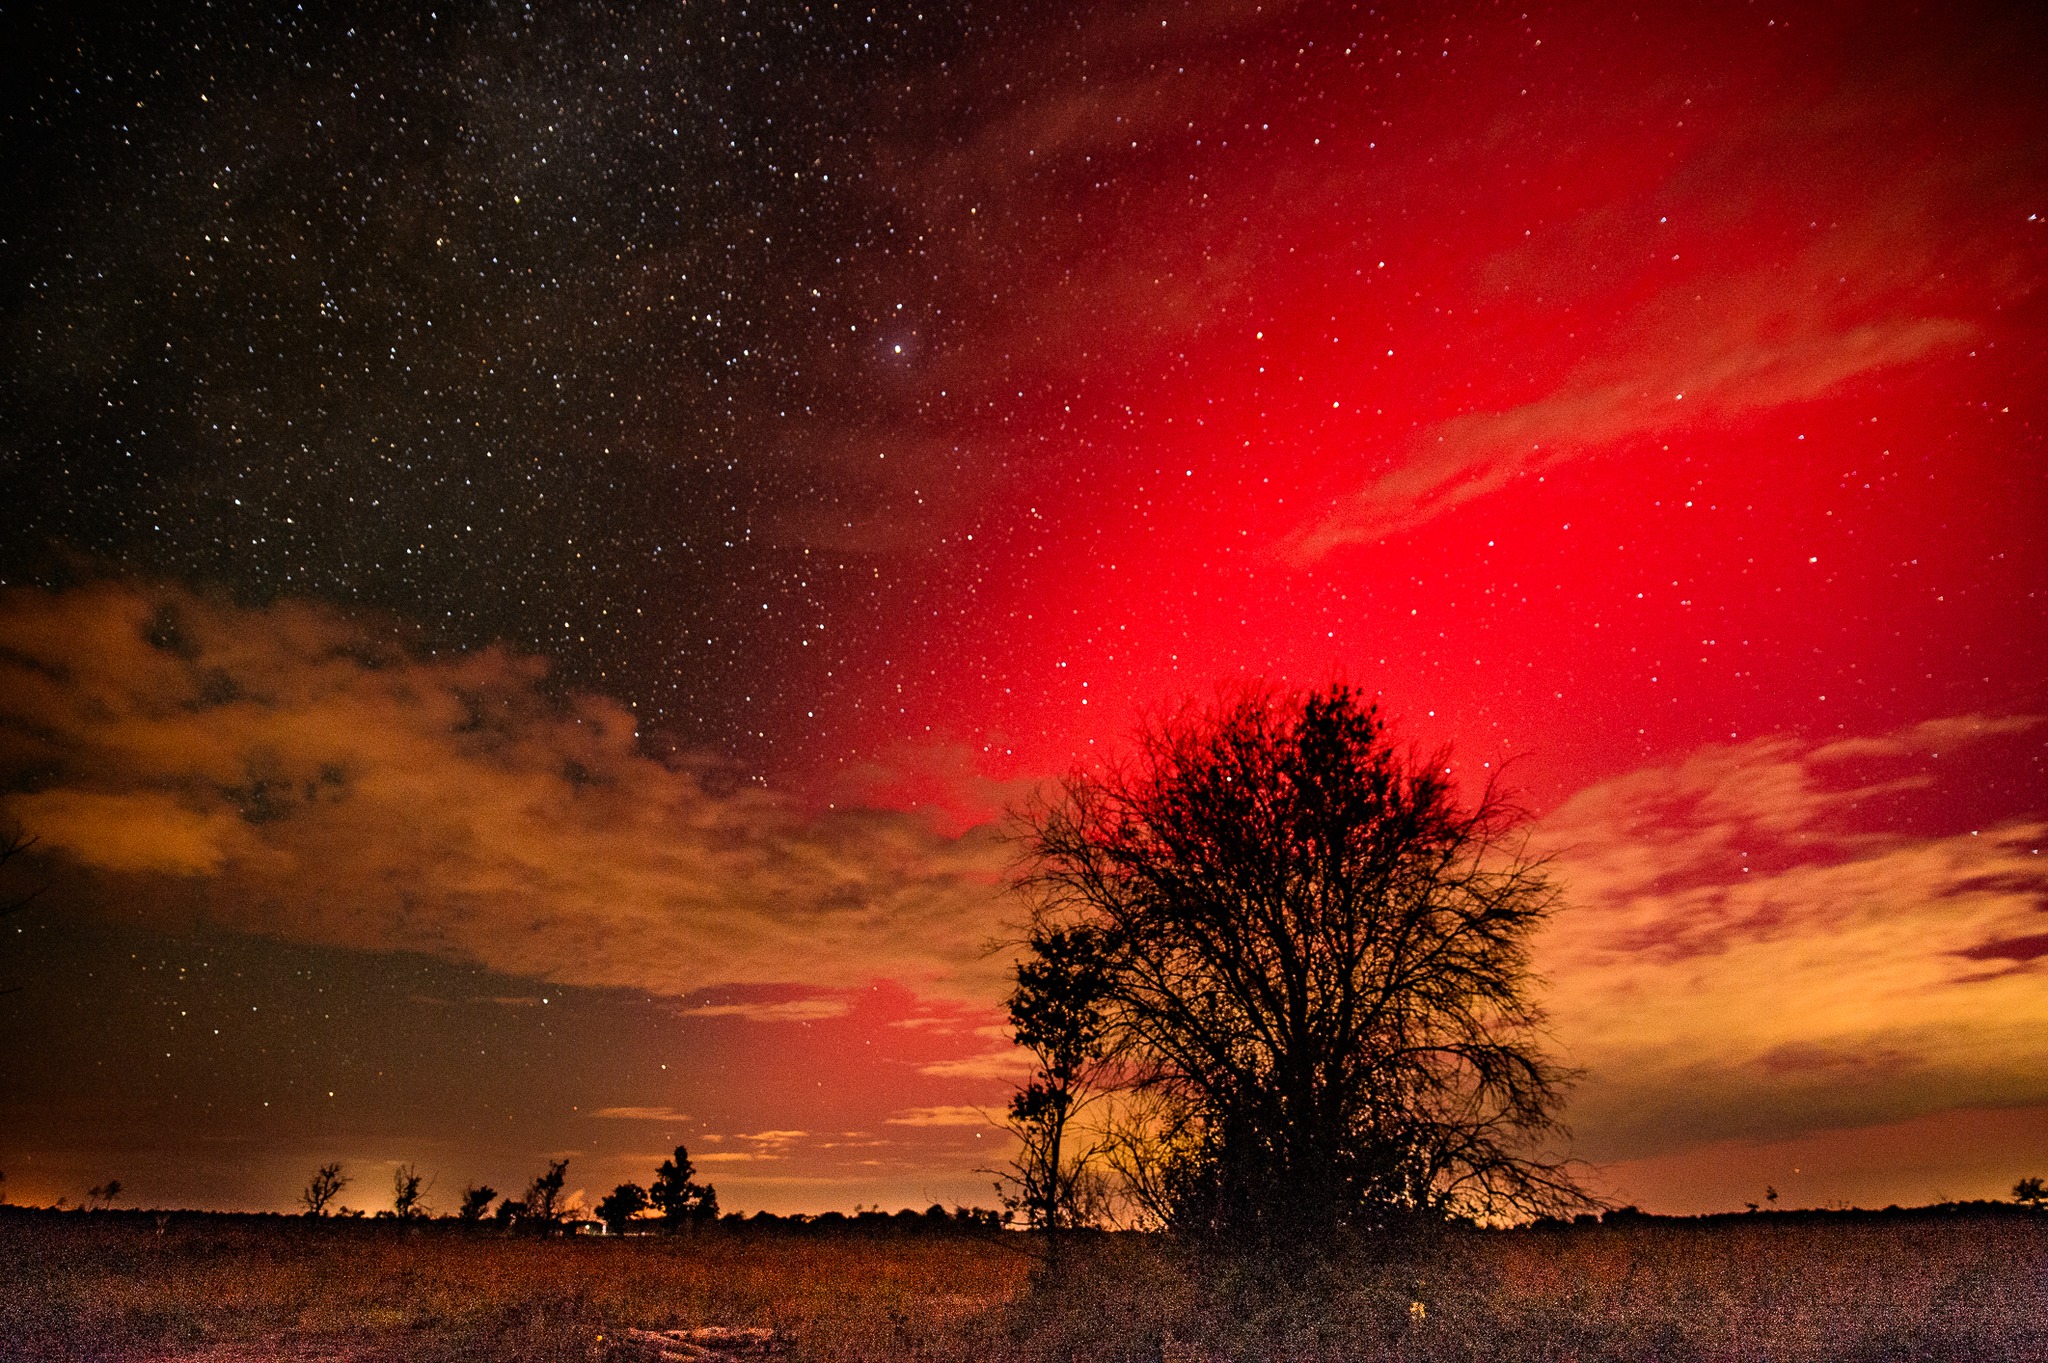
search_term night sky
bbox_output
[2,0,2044,1218]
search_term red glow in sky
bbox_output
[781,1,2048,1211]
[2,0,2042,1218]
[817,4,2043,810]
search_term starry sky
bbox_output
[2,0,2044,1218]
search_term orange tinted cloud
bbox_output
[0,579,1016,1001]
[9,788,271,877]
[1535,716,2048,1161]
[884,1105,994,1128]
[682,998,854,1023]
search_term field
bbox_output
[4,1207,2045,1362]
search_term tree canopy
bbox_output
[1000,922,1114,1240]
[651,1145,719,1227]
[1017,683,1584,1240]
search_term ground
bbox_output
[3,1207,2044,1361]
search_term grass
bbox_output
[4,1207,2044,1361]
[1013,1212,2048,1362]
[0,1212,1028,1362]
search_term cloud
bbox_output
[1534,715,2048,1160]
[0,579,1018,1001]
[915,1050,1036,1081]
[1277,52,2032,564]
[680,998,854,1023]
[1284,307,1972,561]
[884,1105,995,1128]
[8,788,274,877]
[590,1107,693,1123]
[683,1129,811,1162]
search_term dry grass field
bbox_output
[4,1207,2044,1362]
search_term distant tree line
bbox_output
[289,1148,1003,1234]
[592,1144,717,1234]
[298,1153,590,1232]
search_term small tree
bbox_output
[521,1159,571,1234]
[456,1184,497,1224]
[2017,1176,2047,1209]
[651,1146,719,1229]
[597,1181,651,1234]
[999,922,1114,1255]
[86,1179,123,1210]
[301,1163,348,1217]
[391,1164,429,1219]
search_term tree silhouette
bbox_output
[455,1183,496,1223]
[520,1159,571,1234]
[391,1164,429,1219]
[0,825,46,997]
[597,1181,650,1234]
[650,1146,719,1229]
[300,1163,348,1217]
[2017,1176,2047,1209]
[999,922,1113,1253]
[0,826,42,918]
[1019,682,1586,1242]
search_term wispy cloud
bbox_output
[916,1050,1035,1081]
[591,1106,693,1123]
[1284,307,1972,561]
[885,1105,995,1128]
[682,998,853,1023]
[1278,64,2027,564]
[680,1128,815,1164]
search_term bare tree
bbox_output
[0,825,46,997]
[391,1164,430,1219]
[301,1163,349,1217]
[1019,683,1587,1243]
[520,1158,571,1234]
[1098,1086,1207,1232]
[0,825,42,919]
